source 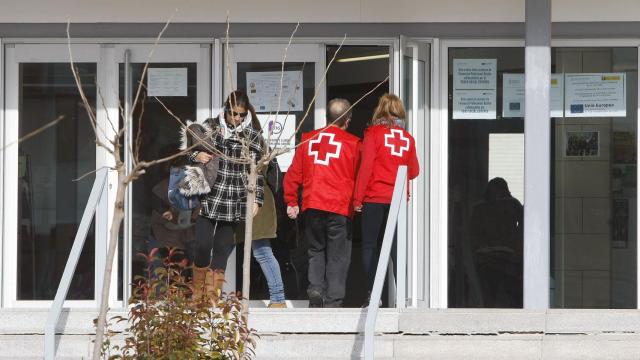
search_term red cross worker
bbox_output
[283,99,361,308]
[353,94,419,304]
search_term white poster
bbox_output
[501,73,565,118]
[453,90,497,119]
[550,74,565,118]
[453,59,497,90]
[565,73,626,117]
[258,114,296,171]
[147,68,188,97]
[502,74,525,118]
[247,71,303,112]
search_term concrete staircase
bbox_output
[1,308,640,359]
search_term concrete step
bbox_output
[4,333,638,359]
[3,308,640,359]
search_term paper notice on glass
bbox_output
[247,71,303,112]
[453,59,497,90]
[565,73,626,117]
[502,73,565,118]
[147,68,188,97]
[453,90,496,119]
[550,74,564,117]
[258,114,296,171]
[502,74,525,118]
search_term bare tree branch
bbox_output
[265,22,300,148]
[72,166,116,182]
[0,115,65,152]
[67,21,114,155]
[288,34,347,143]
[292,75,390,151]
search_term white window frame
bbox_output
[2,43,102,308]
[439,38,640,309]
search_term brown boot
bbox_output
[211,270,225,302]
[192,266,212,300]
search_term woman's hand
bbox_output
[252,203,260,217]
[162,210,174,221]
[195,152,213,164]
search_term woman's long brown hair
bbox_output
[371,93,407,127]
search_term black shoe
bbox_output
[308,290,324,308]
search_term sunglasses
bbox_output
[226,109,248,118]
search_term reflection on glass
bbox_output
[18,63,96,300]
[118,63,198,299]
[551,47,638,309]
[470,178,523,307]
[448,48,524,308]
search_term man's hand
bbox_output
[253,203,260,217]
[354,205,363,213]
[287,205,300,219]
[162,210,174,221]
[195,152,213,164]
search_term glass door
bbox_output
[398,37,431,308]
[3,44,101,307]
[115,44,210,303]
[225,43,324,306]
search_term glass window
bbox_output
[18,63,97,300]
[118,63,198,300]
[448,48,524,308]
[551,47,638,309]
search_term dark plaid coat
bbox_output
[189,117,264,222]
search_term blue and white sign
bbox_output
[565,73,626,117]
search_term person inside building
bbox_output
[147,149,199,285]
[353,93,420,306]
[234,156,288,308]
[188,90,265,301]
[284,98,362,308]
[469,177,523,308]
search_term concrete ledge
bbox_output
[399,309,546,334]
[2,308,640,336]
[546,309,640,333]
[249,308,399,333]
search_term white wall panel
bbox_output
[2,0,640,23]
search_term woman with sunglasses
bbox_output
[188,90,286,308]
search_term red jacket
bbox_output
[284,126,361,217]
[353,124,419,207]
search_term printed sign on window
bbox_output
[565,73,626,117]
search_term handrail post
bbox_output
[44,168,108,360]
[364,166,407,360]
[396,177,408,309]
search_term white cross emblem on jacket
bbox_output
[384,129,410,157]
[308,132,342,165]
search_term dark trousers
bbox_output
[361,202,397,291]
[304,209,352,307]
[194,217,237,271]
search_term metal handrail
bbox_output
[363,165,408,360]
[44,167,108,360]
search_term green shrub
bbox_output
[100,248,257,359]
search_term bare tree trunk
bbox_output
[93,168,127,359]
[241,161,257,319]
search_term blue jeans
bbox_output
[252,239,285,304]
